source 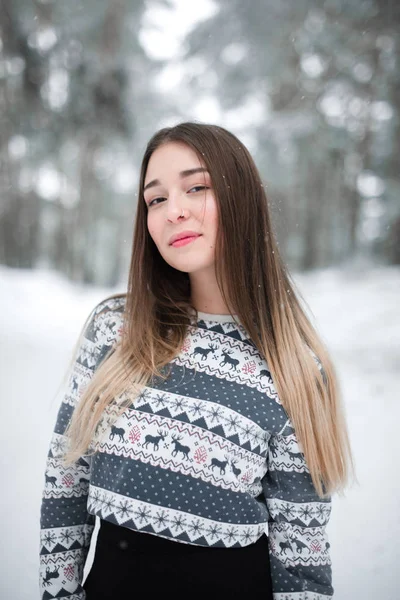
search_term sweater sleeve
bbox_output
[38,300,118,600]
[262,416,334,600]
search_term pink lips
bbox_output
[171,236,200,248]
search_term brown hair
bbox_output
[62,121,355,499]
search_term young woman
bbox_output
[39,122,354,599]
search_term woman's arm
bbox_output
[38,300,117,600]
[262,417,334,600]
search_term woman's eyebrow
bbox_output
[144,167,209,192]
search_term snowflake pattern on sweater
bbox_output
[39,296,333,599]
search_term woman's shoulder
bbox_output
[90,293,127,321]
[80,294,127,360]
[85,293,127,345]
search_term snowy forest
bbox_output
[1,0,399,285]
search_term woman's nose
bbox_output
[166,192,186,221]
[167,207,186,222]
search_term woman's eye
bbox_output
[148,197,165,207]
[147,186,208,207]
[189,185,208,193]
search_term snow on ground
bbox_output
[1,260,398,600]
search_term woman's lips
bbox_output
[171,235,201,248]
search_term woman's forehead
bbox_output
[145,142,207,180]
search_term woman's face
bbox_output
[143,141,218,275]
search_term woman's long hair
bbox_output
[62,121,354,499]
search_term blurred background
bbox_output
[0,1,399,599]
[1,0,399,280]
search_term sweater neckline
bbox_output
[196,311,239,323]
[187,306,243,327]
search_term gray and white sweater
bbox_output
[39,295,333,599]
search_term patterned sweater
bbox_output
[39,295,333,600]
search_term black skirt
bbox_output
[84,518,273,598]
